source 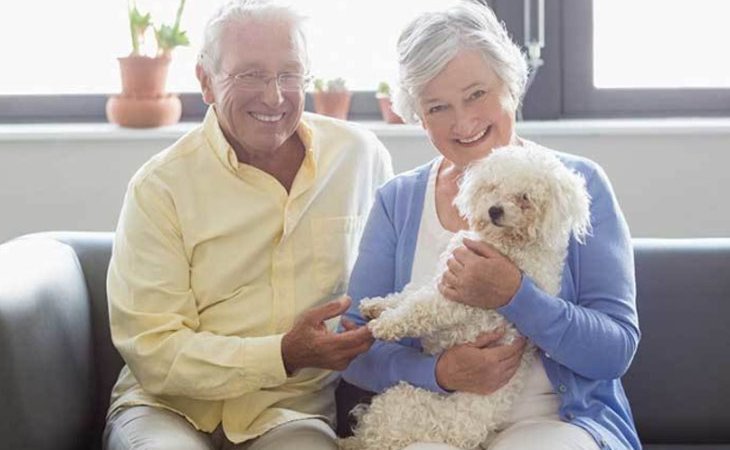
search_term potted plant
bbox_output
[375,81,404,124]
[312,78,352,120]
[106,0,189,128]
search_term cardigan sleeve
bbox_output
[341,188,446,393]
[499,163,640,380]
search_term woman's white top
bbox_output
[411,158,561,425]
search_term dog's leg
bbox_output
[369,286,475,341]
[359,292,404,320]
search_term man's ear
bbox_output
[196,64,215,105]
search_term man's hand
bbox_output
[438,238,522,309]
[435,329,526,395]
[281,296,374,374]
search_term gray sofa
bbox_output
[0,232,728,450]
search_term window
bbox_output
[0,0,447,122]
[593,0,730,89]
[561,0,730,117]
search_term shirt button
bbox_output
[599,439,607,448]
[545,353,551,359]
[558,384,567,393]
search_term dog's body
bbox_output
[340,145,591,450]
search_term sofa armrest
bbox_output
[0,238,94,450]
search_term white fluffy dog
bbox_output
[340,145,591,450]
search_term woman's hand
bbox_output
[435,329,526,394]
[438,238,521,309]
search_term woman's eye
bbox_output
[428,104,448,114]
[468,90,486,101]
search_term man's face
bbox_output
[198,19,307,157]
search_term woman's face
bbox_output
[418,49,516,170]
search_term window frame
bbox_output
[4,0,729,123]
[561,0,730,118]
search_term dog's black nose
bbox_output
[488,206,503,221]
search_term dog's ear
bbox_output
[454,159,487,226]
[560,170,592,243]
[544,167,592,244]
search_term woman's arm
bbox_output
[499,164,640,380]
[341,189,446,393]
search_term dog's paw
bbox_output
[359,298,388,319]
[368,317,400,341]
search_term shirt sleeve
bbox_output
[341,189,446,394]
[498,163,640,380]
[107,174,287,401]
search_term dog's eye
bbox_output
[521,193,529,201]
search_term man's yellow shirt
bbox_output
[107,107,393,443]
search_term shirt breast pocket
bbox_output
[310,215,366,297]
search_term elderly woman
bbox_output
[340,2,640,450]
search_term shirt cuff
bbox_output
[242,333,288,388]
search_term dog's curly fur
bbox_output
[339,145,591,450]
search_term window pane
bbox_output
[593,0,730,89]
[0,0,447,96]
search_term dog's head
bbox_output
[454,145,591,247]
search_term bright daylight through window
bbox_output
[0,0,448,96]
[593,0,730,89]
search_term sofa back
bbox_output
[1,233,729,449]
[624,238,730,446]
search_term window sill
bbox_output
[3,117,730,142]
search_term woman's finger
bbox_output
[438,280,459,301]
[441,269,459,288]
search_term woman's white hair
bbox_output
[393,1,528,124]
[198,0,309,74]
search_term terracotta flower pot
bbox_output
[313,91,352,120]
[107,55,182,128]
[377,96,405,124]
[106,95,182,128]
[117,55,171,98]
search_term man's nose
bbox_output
[261,78,284,107]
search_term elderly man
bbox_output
[102,1,392,449]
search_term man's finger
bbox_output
[463,238,498,258]
[329,324,373,349]
[340,318,358,331]
[308,296,351,323]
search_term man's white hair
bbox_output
[197,0,309,74]
[393,1,528,124]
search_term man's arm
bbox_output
[108,176,293,400]
[109,174,373,400]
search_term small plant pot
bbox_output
[106,94,182,128]
[117,55,172,98]
[313,91,352,120]
[377,96,404,124]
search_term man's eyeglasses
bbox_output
[223,71,312,92]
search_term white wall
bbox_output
[1,119,729,244]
